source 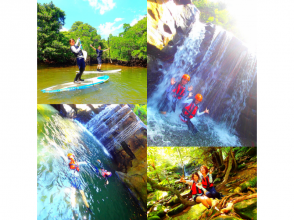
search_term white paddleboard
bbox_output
[77,69,122,74]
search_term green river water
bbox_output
[37,63,147,104]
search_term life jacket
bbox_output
[191,181,203,195]
[70,45,83,58]
[181,102,198,120]
[69,159,80,172]
[201,175,213,189]
[172,83,186,99]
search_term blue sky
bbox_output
[37,0,147,39]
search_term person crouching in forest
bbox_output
[179,93,209,134]
[89,45,110,73]
[159,74,193,114]
[180,173,212,209]
[69,37,85,84]
[198,166,221,199]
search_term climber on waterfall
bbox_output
[198,166,222,199]
[91,159,112,185]
[67,153,92,213]
[179,93,209,134]
[159,74,193,114]
[179,172,212,209]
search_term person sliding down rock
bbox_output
[69,37,85,84]
[67,153,92,213]
[92,159,112,185]
[179,93,209,134]
[180,172,212,209]
[159,74,193,114]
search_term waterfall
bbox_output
[148,22,257,146]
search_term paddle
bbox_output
[79,39,88,61]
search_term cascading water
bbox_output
[37,105,145,219]
[148,21,257,146]
[85,104,147,152]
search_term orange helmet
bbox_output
[67,153,74,158]
[182,74,190,82]
[195,94,203,102]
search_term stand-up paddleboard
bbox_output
[41,75,109,93]
[77,69,121,74]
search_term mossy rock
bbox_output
[234,187,242,193]
[212,216,243,220]
[237,164,246,170]
[149,205,166,218]
[147,216,161,220]
[250,156,257,162]
[167,195,180,206]
[170,203,207,220]
[167,204,186,216]
[234,198,257,220]
[214,178,222,184]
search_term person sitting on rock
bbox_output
[198,166,221,199]
[179,93,209,134]
[159,74,193,114]
[92,159,112,185]
[180,172,212,209]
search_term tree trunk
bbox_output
[177,147,185,177]
[219,148,233,187]
[231,148,237,171]
[147,177,196,206]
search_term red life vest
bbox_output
[182,102,198,119]
[191,181,203,195]
[201,175,213,189]
[172,83,186,99]
[69,159,80,172]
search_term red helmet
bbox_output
[182,74,190,81]
[195,94,203,102]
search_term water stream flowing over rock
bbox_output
[147,1,257,146]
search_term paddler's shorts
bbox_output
[69,176,83,190]
[97,57,102,65]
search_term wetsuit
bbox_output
[185,180,206,201]
[198,171,221,199]
[159,82,188,112]
[68,160,87,190]
[96,49,103,65]
[70,40,85,82]
[179,98,205,133]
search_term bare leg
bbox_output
[196,196,209,208]
[71,187,76,208]
[79,190,89,208]
[205,196,212,207]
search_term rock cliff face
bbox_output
[147,0,199,61]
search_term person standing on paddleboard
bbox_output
[159,74,193,114]
[90,45,110,73]
[69,37,85,84]
[179,93,209,134]
[67,153,92,213]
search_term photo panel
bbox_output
[147,0,257,147]
[37,104,147,219]
[147,146,257,219]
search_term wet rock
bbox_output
[234,198,257,220]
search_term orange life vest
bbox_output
[182,102,198,119]
[172,83,186,99]
[69,159,80,172]
[191,181,203,195]
[202,175,213,189]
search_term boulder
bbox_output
[234,198,257,220]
